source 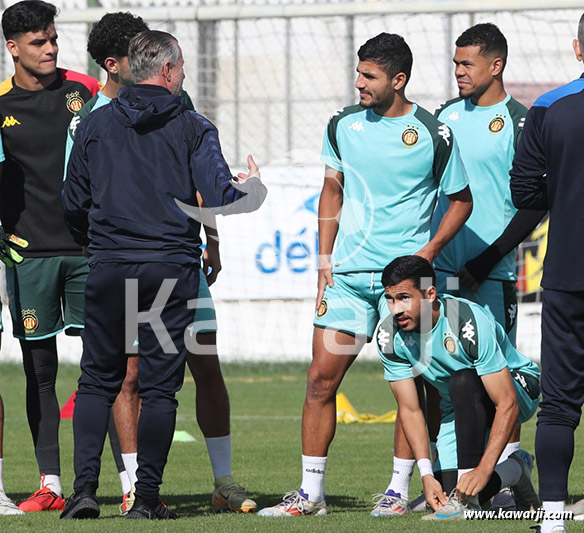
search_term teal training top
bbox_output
[432,95,527,281]
[377,294,539,415]
[64,91,111,180]
[321,104,468,274]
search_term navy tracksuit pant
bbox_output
[536,288,584,501]
[73,261,199,503]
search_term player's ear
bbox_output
[573,39,583,62]
[491,56,504,77]
[392,72,407,91]
[424,285,437,302]
[104,57,118,75]
[5,39,18,59]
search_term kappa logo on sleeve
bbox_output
[69,115,81,137]
[377,326,391,352]
[438,124,451,146]
[461,319,476,345]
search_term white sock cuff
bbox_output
[393,457,416,468]
[301,455,327,466]
[498,442,521,464]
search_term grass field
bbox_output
[1,360,584,532]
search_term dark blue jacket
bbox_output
[510,74,584,291]
[63,84,266,264]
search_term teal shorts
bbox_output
[436,270,518,346]
[313,272,386,341]
[434,370,540,472]
[189,274,217,334]
[6,256,88,340]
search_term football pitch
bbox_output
[1,360,584,532]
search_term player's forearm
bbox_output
[465,209,547,283]
[397,407,432,461]
[317,183,342,259]
[477,398,519,474]
[424,187,473,261]
[203,220,219,245]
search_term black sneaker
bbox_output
[60,482,99,520]
[126,497,177,520]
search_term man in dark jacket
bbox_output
[60,30,267,520]
[510,13,584,533]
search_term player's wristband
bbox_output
[417,458,433,478]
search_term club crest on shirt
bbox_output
[402,126,419,147]
[488,114,505,134]
[316,298,328,318]
[66,91,84,114]
[444,333,457,355]
[22,309,39,334]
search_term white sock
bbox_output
[205,435,232,480]
[121,453,138,487]
[497,442,520,464]
[42,474,62,497]
[0,459,4,494]
[119,470,132,494]
[457,468,479,506]
[385,457,415,500]
[541,501,565,533]
[300,455,327,503]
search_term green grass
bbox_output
[1,361,583,531]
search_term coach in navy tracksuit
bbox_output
[60,30,267,520]
[510,16,584,533]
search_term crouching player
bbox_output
[377,255,540,519]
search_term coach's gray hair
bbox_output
[579,13,584,53]
[128,30,180,83]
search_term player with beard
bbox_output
[376,23,547,517]
[258,32,472,517]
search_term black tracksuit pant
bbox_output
[72,261,199,503]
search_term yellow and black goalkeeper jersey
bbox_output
[0,68,100,256]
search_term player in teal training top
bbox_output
[377,255,540,520]
[385,24,546,518]
[432,23,546,344]
[258,32,472,518]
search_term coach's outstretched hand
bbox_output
[422,475,448,511]
[0,226,29,267]
[236,154,261,183]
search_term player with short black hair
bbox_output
[378,256,540,520]
[0,0,100,512]
[258,33,472,517]
[455,22,508,69]
[379,22,547,517]
[381,254,436,289]
[357,32,413,84]
[1,0,56,41]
